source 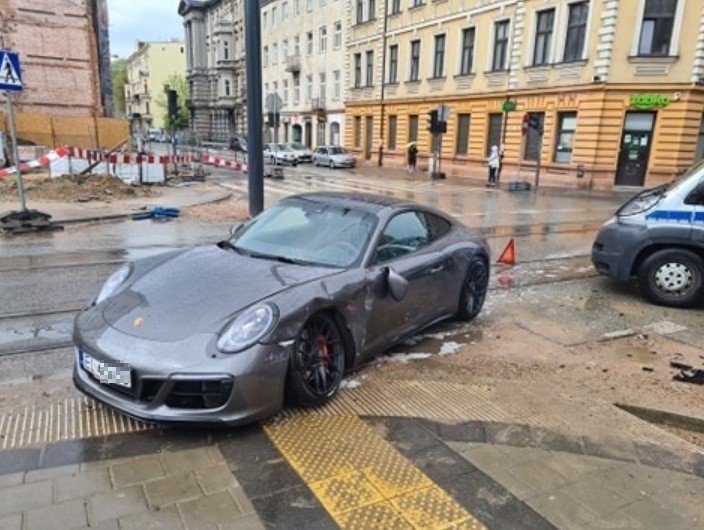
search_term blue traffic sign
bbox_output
[0,51,23,92]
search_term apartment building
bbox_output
[261,0,346,147]
[178,0,246,143]
[346,0,704,188]
[125,41,187,132]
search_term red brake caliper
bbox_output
[316,334,330,368]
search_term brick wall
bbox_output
[0,0,103,116]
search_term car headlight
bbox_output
[217,303,278,353]
[617,193,662,217]
[96,264,132,304]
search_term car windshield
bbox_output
[330,147,346,155]
[290,142,306,150]
[277,144,290,151]
[664,159,704,194]
[230,199,377,268]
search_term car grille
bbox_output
[164,379,234,410]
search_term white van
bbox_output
[592,161,704,307]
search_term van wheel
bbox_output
[638,249,703,307]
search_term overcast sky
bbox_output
[108,0,184,58]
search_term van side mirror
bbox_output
[229,222,244,237]
[387,268,409,302]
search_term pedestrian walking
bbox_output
[487,145,500,187]
[407,142,418,173]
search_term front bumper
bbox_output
[73,316,291,426]
[591,218,646,281]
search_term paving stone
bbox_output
[434,420,488,443]
[633,442,696,475]
[216,427,282,471]
[618,498,694,530]
[119,505,184,530]
[556,476,631,517]
[25,499,87,530]
[195,463,239,495]
[218,513,266,530]
[501,461,572,493]
[538,452,603,483]
[581,436,637,464]
[485,423,534,447]
[452,443,511,473]
[0,513,21,530]
[89,485,148,523]
[478,465,540,501]
[160,447,217,475]
[85,521,120,530]
[526,492,598,530]
[234,458,301,500]
[250,484,336,530]
[0,448,40,476]
[24,464,79,484]
[144,472,203,508]
[110,454,165,488]
[0,472,24,490]
[179,491,244,528]
[56,467,112,502]
[229,486,256,515]
[580,510,645,530]
[0,480,52,517]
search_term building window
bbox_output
[295,0,300,15]
[524,112,545,161]
[307,32,313,55]
[283,80,289,104]
[321,0,326,6]
[319,73,326,101]
[388,44,398,83]
[334,21,342,49]
[272,81,278,98]
[486,113,502,156]
[389,0,401,14]
[432,34,445,78]
[333,70,341,100]
[263,11,268,28]
[293,77,300,104]
[282,2,289,19]
[694,114,704,162]
[223,40,230,60]
[354,116,362,147]
[294,35,300,56]
[409,40,421,81]
[146,102,150,115]
[533,9,554,66]
[282,39,288,60]
[366,50,374,86]
[320,26,327,53]
[412,0,424,7]
[356,0,364,24]
[639,0,677,56]
[306,75,313,101]
[408,115,419,142]
[554,112,577,163]
[388,115,397,150]
[263,46,268,67]
[272,43,278,64]
[459,27,475,75]
[492,20,509,71]
[272,6,277,24]
[224,79,231,97]
[368,0,375,19]
[564,1,589,62]
[456,114,471,155]
[307,0,313,12]
[354,53,362,88]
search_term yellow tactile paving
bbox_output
[264,414,486,530]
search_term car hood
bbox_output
[101,246,341,342]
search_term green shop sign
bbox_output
[630,93,672,110]
[502,100,517,112]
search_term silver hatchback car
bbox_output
[313,146,356,169]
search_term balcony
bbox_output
[285,55,301,74]
[310,97,326,111]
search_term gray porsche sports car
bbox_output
[73,192,490,425]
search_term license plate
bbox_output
[78,349,132,389]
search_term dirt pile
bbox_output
[183,195,249,221]
[0,174,158,203]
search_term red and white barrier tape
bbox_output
[201,154,247,172]
[0,146,70,179]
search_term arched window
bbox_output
[224,79,231,97]
[223,40,230,60]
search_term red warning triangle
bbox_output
[497,239,516,265]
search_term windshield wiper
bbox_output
[246,251,312,266]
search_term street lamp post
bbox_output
[244,0,264,217]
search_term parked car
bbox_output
[73,192,490,425]
[592,160,704,307]
[313,146,356,169]
[146,128,162,142]
[286,142,313,163]
[264,143,298,166]
[230,136,248,153]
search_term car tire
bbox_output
[638,249,703,307]
[286,313,345,407]
[457,258,489,321]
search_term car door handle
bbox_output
[429,264,445,274]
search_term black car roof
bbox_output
[286,192,417,214]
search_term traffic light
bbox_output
[166,89,178,123]
[427,109,438,133]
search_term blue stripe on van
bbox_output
[645,210,694,223]
[694,212,704,223]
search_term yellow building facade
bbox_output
[125,41,187,131]
[346,0,704,188]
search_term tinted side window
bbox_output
[375,211,429,264]
[425,213,451,241]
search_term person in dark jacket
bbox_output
[407,142,418,173]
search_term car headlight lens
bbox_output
[618,193,662,217]
[217,304,278,353]
[96,264,132,304]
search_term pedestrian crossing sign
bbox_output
[0,51,23,92]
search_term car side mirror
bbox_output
[387,268,409,302]
[229,222,244,237]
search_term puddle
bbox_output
[615,345,658,365]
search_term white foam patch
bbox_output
[439,341,464,356]
[340,378,362,390]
